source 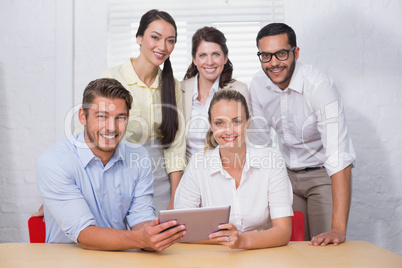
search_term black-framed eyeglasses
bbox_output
[257,47,296,63]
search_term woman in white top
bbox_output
[174,89,293,249]
[181,27,249,160]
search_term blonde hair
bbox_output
[205,89,250,151]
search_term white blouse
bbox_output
[185,75,219,159]
[174,146,293,233]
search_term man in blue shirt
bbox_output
[36,78,185,251]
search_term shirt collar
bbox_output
[267,61,304,94]
[192,75,220,101]
[104,142,125,170]
[124,58,162,90]
[207,146,223,176]
[287,61,303,94]
[207,145,259,177]
[74,131,124,168]
[244,146,261,170]
[74,132,95,168]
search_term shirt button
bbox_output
[103,191,106,195]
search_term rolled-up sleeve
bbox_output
[174,156,202,209]
[36,153,96,243]
[310,80,356,176]
[125,149,156,227]
[268,152,294,220]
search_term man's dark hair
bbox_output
[256,23,297,48]
[82,78,133,117]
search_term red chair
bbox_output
[290,211,305,241]
[28,216,46,243]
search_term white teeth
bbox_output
[223,137,236,141]
[271,68,284,73]
[205,68,216,72]
[154,52,164,57]
[101,134,115,140]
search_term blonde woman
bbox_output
[175,90,293,249]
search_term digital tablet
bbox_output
[159,206,231,242]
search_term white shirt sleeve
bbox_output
[248,75,272,148]
[266,150,294,219]
[308,79,356,176]
[174,155,202,209]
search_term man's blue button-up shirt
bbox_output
[37,132,155,243]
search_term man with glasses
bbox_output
[249,23,355,246]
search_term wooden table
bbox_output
[0,241,401,268]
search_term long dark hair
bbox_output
[136,9,179,148]
[183,26,234,88]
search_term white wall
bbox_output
[0,0,401,255]
[0,0,57,242]
[285,0,402,254]
[0,0,108,243]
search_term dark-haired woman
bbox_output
[181,26,249,159]
[101,10,186,213]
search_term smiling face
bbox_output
[210,99,249,151]
[137,19,176,67]
[79,96,128,164]
[258,33,299,90]
[193,41,228,84]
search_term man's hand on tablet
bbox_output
[139,218,186,251]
